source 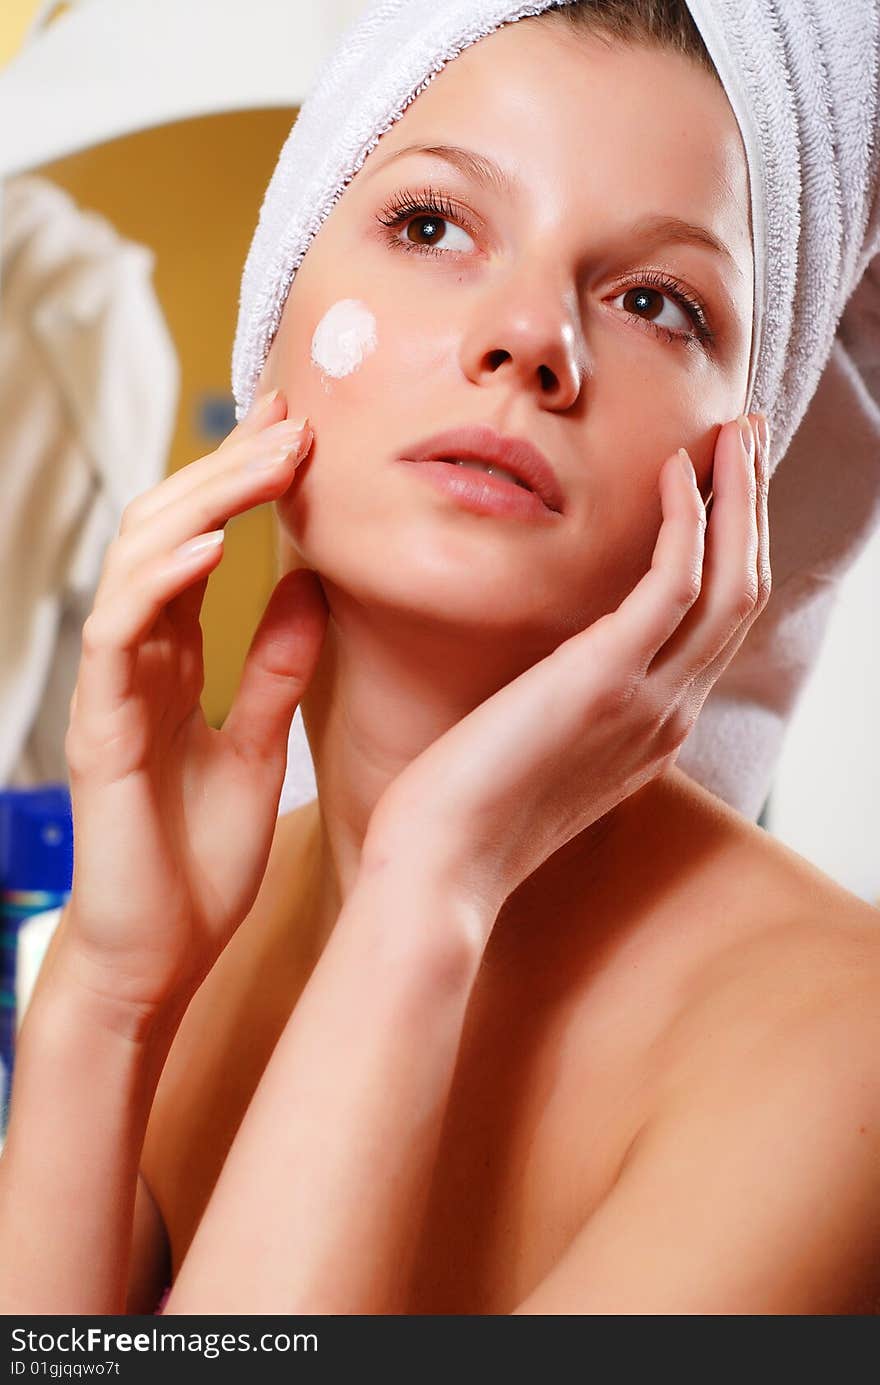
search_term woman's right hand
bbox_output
[60,389,328,1021]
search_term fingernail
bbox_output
[756,413,770,454]
[246,419,311,471]
[174,529,225,561]
[737,415,754,461]
[677,448,697,486]
[247,387,280,419]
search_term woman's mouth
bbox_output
[397,423,566,514]
[445,458,531,489]
[398,457,562,522]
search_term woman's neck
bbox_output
[294,580,671,958]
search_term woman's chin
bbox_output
[278,492,597,643]
[305,562,571,648]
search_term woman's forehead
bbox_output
[358,19,751,257]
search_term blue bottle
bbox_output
[0,785,73,1135]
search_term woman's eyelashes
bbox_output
[374,186,716,351]
[376,184,480,255]
[610,271,715,349]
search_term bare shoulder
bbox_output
[517,776,880,1313]
[653,767,880,1074]
[519,961,880,1312]
[642,777,880,1311]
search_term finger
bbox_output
[101,419,312,589]
[218,386,287,449]
[756,412,772,603]
[221,568,329,768]
[118,388,291,533]
[685,410,773,698]
[581,445,706,681]
[164,570,211,638]
[647,414,763,690]
[72,421,313,748]
[69,527,228,751]
[149,393,300,524]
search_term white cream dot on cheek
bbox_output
[310,298,378,380]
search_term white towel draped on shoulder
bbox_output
[0,174,179,787]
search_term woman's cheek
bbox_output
[272,298,380,534]
[672,374,738,490]
[309,298,378,386]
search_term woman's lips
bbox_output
[398,458,562,522]
[398,423,565,513]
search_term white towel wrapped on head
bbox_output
[230,0,880,824]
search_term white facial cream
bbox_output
[310,299,378,379]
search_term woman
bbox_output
[1,0,878,1315]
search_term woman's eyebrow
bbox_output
[363,142,516,197]
[365,142,741,273]
[628,213,743,274]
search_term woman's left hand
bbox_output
[363,413,771,925]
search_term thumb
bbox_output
[222,567,328,766]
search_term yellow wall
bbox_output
[0,1,67,67]
[41,111,298,727]
[0,0,36,68]
[2,6,299,727]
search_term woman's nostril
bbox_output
[487,349,510,370]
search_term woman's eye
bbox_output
[379,196,712,346]
[611,285,692,335]
[397,213,476,255]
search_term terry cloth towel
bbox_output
[231,0,880,823]
[0,173,179,788]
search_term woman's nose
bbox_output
[460,287,584,409]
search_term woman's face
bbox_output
[260,19,753,645]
